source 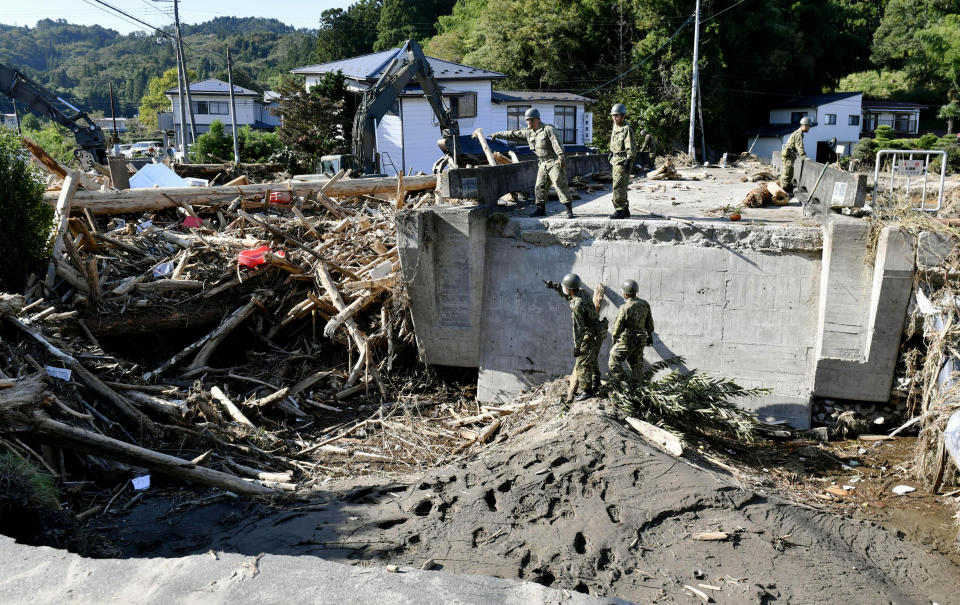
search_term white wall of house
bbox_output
[751,136,784,162]
[766,94,862,160]
[371,80,592,176]
[166,94,257,134]
[862,109,921,135]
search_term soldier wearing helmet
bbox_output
[638,128,656,170]
[780,116,811,195]
[608,103,635,219]
[544,273,608,403]
[608,279,654,380]
[489,108,576,219]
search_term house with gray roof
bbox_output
[746,92,863,163]
[164,78,280,142]
[291,49,594,176]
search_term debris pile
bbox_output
[0,158,531,508]
[741,181,789,208]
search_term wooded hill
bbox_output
[0,17,315,117]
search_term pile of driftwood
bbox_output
[0,157,528,508]
[647,157,680,181]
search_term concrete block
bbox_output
[917,231,957,268]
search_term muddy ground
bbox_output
[88,387,960,605]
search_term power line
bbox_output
[579,13,695,96]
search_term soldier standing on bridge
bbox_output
[608,103,635,219]
[608,279,654,380]
[544,273,607,404]
[780,116,810,195]
[489,108,575,219]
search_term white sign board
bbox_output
[898,159,924,175]
[831,182,848,205]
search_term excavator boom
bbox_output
[0,61,107,166]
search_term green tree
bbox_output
[19,113,41,131]
[939,101,960,134]
[238,125,282,162]
[139,67,196,131]
[0,130,54,291]
[190,120,233,162]
[374,0,456,51]
[272,73,350,171]
[315,0,382,62]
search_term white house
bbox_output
[861,100,927,137]
[291,49,594,176]
[164,79,279,142]
[94,116,128,133]
[0,113,17,129]
[747,92,863,162]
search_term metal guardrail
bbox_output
[872,149,947,212]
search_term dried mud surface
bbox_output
[101,402,959,604]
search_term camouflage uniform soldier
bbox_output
[490,108,575,219]
[545,273,607,402]
[608,279,655,379]
[609,103,635,219]
[780,116,810,195]
[638,129,656,169]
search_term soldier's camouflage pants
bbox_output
[608,339,644,378]
[573,336,603,390]
[612,159,630,211]
[780,155,795,193]
[535,159,573,206]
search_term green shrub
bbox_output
[238,126,282,163]
[190,120,233,163]
[873,125,896,141]
[918,133,939,149]
[0,453,59,514]
[0,130,54,291]
[853,138,879,166]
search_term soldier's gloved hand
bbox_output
[544,279,557,289]
[573,345,582,357]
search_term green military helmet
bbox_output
[621,279,639,295]
[639,129,647,136]
[561,273,581,290]
[524,108,541,120]
[610,103,627,116]
[799,116,811,126]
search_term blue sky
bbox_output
[0,1,354,34]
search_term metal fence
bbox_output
[872,149,947,212]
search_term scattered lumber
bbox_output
[626,416,683,456]
[646,157,679,181]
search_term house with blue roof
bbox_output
[746,92,863,163]
[291,49,594,176]
[164,78,280,142]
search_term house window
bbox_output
[555,106,577,144]
[848,115,860,126]
[192,100,229,115]
[444,93,477,118]
[507,105,531,130]
[825,113,837,125]
[791,112,808,124]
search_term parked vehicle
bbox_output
[124,141,162,158]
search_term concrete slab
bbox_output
[0,536,619,605]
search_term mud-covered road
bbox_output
[99,402,959,604]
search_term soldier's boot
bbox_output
[530,204,546,217]
[575,388,596,401]
[609,209,629,219]
[565,204,575,219]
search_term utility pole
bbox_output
[687,0,701,161]
[108,82,119,146]
[226,46,240,163]
[173,36,188,154]
[12,100,21,135]
[173,0,197,146]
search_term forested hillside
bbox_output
[0,17,315,117]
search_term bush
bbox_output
[190,120,233,163]
[852,138,879,167]
[0,130,54,291]
[918,133,939,149]
[238,126,282,163]
[873,124,896,141]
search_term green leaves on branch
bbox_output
[272,73,351,173]
[605,356,764,442]
[0,130,53,291]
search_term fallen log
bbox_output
[43,175,438,215]
[10,409,273,495]
[210,386,256,429]
[184,296,262,372]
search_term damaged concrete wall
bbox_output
[477,218,823,428]
[398,205,917,429]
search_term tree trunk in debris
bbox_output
[20,411,274,495]
[43,175,438,214]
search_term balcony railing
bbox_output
[861,116,917,134]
